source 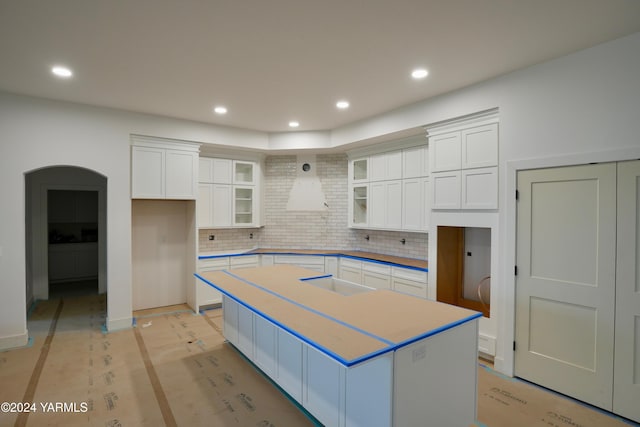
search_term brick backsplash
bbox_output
[198,153,428,260]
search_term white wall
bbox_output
[0,93,268,349]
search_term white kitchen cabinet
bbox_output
[198,157,261,228]
[199,157,233,184]
[131,138,199,200]
[196,184,213,227]
[461,123,498,169]
[427,113,498,211]
[431,170,462,209]
[402,178,429,231]
[237,303,255,359]
[274,255,325,272]
[233,186,255,226]
[369,180,402,230]
[369,151,402,182]
[303,344,344,427]
[48,190,98,224]
[391,266,428,299]
[254,315,277,377]
[429,132,461,173]
[402,145,429,179]
[351,158,368,182]
[277,328,304,403]
[222,295,239,346]
[362,262,392,290]
[462,167,498,209]
[350,185,368,227]
[230,254,260,269]
[233,161,255,184]
[339,258,362,284]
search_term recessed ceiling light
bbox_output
[289,121,300,128]
[213,106,228,115]
[411,68,429,79]
[336,100,350,109]
[51,65,73,78]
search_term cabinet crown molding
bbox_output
[424,108,499,137]
[130,134,201,152]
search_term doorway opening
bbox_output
[436,226,491,318]
[25,166,107,307]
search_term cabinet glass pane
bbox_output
[235,162,254,183]
[235,187,253,224]
[353,159,367,181]
[353,186,367,225]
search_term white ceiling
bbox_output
[1,0,639,133]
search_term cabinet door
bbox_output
[237,304,254,359]
[197,184,213,228]
[48,190,76,223]
[403,146,427,179]
[165,149,197,199]
[48,248,75,281]
[431,171,461,209]
[212,184,232,227]
[461,167,497,209]
[222,296,239,346]
[369,182,386,228]
[386,151,403,180]
[198,157,213,183]
[131,146,165,198]
[233,186,254,226]
[386,180,402,229]
[351,158,368,182]
[255,315,277,377]
[304,345,344,427]
[369,153,387,182]
[233,161,255,184]
[402,179,422,230]
[75,244,98,278]
[461,123,498,169]
[213,158,233,184]
[429,132,461,172]
[363,270,391,290]
[351,185,368,226]
[277,328,303,403]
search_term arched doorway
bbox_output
[25,166,107,303]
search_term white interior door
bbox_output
[515,163,616,410]
[614,160,640,422]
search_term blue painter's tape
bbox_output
[132,317,137,327]
[299,274,333,281]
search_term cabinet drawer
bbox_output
[363,270,391,290]
[392,267,427,283]
[199,257,229,270]
[340,258,362,269]
[362,261,391,275]
[230,255,259,267]
[275,255,325,266]
[392,277,427,298]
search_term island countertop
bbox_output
[196,264,477,365]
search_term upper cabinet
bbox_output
[427,112,499,210]
[197,156,262,228]
[348,136,429,232]
[131,136,200,200]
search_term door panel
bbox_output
[614,160,640,422]
[515,163,616,410]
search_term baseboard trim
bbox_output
[106,316,132,332]
[0,330,29,351]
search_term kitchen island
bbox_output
[196,264,480,427]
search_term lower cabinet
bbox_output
[221,295,474,427]
[48,242,98,283]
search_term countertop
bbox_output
[199,248,428,271]
[196,265,477,365]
